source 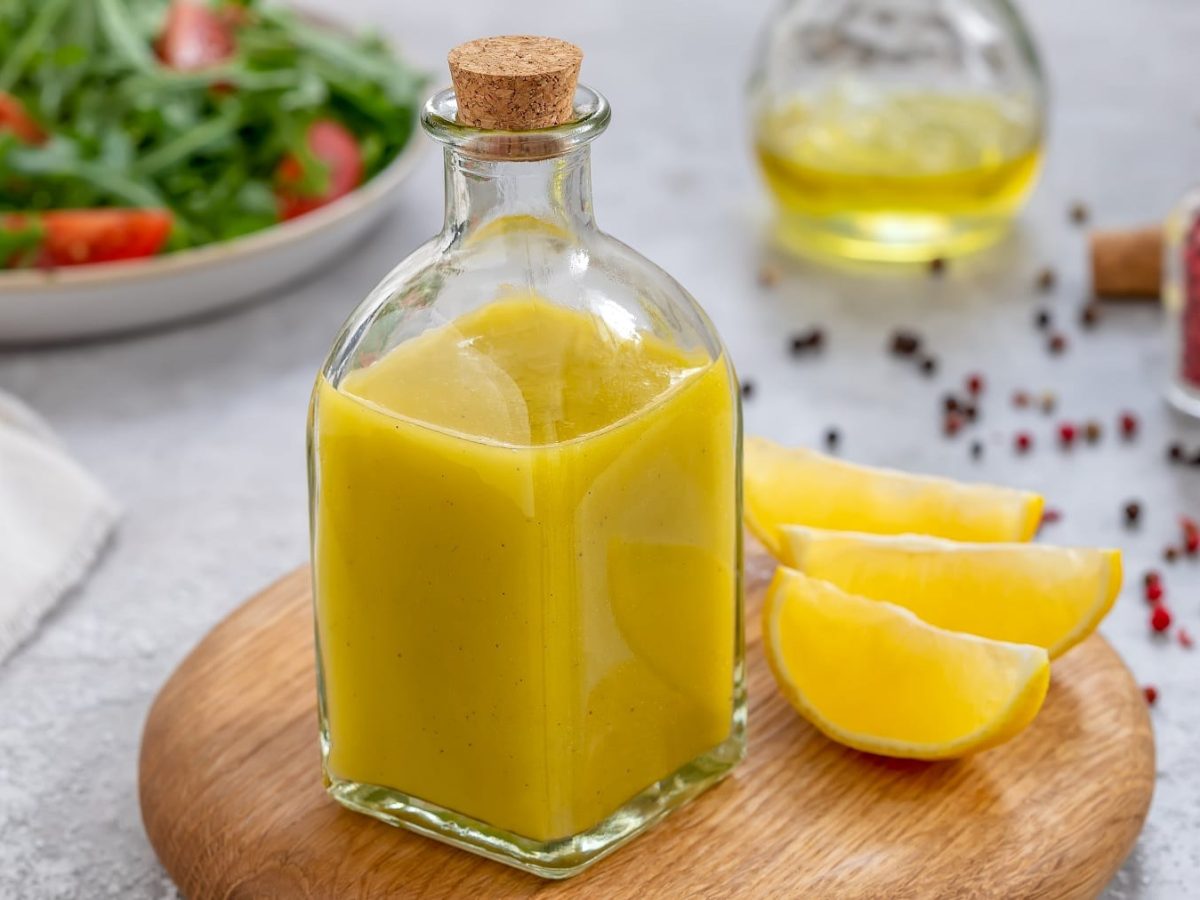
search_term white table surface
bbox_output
[2,0,1198,896]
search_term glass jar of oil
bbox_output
[749,0,1046,262]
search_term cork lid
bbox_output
[448,36,583,131]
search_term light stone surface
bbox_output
[1,0,1198,896]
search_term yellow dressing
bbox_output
[755,91,1042,259]
[312,296,738,841]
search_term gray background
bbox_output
[2,0,1197,896]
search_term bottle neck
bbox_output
[442,145,596,240]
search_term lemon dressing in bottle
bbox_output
[308,36,745,878]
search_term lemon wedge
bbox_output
[779,526,1121,659]
[745,437,1044,556]
[763,567,1050,759]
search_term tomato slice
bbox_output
[157,1,236,71]
[4,210,173,268]
[0,92,46,144]
[276,120,365,220]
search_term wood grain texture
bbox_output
[140,548,1155,899]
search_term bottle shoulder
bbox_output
[323,225,727,380]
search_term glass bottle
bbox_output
[748,0,1047,262]
[307,37,745,878]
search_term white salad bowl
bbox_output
[0,133,423,344]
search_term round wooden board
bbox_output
[140,550,1155,899]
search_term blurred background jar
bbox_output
[748,0,1047,263]
[1164,189,1200,417]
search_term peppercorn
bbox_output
[919,355,938,376]
[1084,421,1102,444]
[1169,442,1186,462]
[1143,685,1158,705]
[1036,267,1057,292]
[1034,309,1052,330]
[1058,422,1077,446]
[824,428,841,452]
[1180,629,1195,649]
[741,380,755,400]
[1013,390,1031,409]
[1144,570,1161,588]
[1048,333,1067,355]
[1039,391,1057,414]
[944,413,963,437]
[943,394,961,414]
[1145,580,1164,604]
[1124,500,1142,526]
[1151,604,1172,633]
[1079,304,1100,328]
[1119,411,1139,439]
[1015,432,1033,453]
[929,257,946,276]
[1165,546,1180,563]
[1182,516,1200,554]
[1069,201,1090,225]
[758,264,781,288]
[789,328,825,356]
[890,330,922,357]
[970,440,984,461]
[1041,508,1062,526]
[966,373,984,395]
[1190,450,1200,467]
[962,402,978,423]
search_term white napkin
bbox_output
[0,392,118,664]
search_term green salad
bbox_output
[0,0,424,268]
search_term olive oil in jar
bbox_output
[755,90,1043,262]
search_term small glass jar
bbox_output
[1165,191,1200,415]
[748,0,1047,262]
[307,39,745,878]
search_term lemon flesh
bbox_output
[745,437,1043,557]
[763,567,1050,760]
[780,527,1121,659]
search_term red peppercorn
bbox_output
[944,413,964,437]
[1040,508,1062,525]
[966,373,985,396]
[1014,431,1033,453]
[1119,411,1138,439]
[1144,570,1161,588]
[1145,580,1164,604]
[1180,629,1195,649]
[1057,422,1077,446]
[1151,604,1172,632]
[1012,390,1030,409]
[1048,333,1067,354]
[1182,516,1200,554]
[1143,685,1158,705]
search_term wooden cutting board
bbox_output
[140,549,1155,899]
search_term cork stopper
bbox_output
[448,36,583,131]
[1090,225,1163,300]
